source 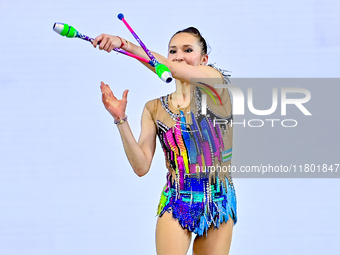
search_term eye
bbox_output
[169,49,176,54]
[185,48,193,53]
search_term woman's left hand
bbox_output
[92,34,122,53]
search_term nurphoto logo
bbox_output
[200,82,312,128]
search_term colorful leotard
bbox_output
[145,64,237,237]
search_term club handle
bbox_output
[117,13,172,83]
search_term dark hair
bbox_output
[170,27,208,55]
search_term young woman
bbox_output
[92,27,237,255]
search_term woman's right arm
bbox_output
[116,104,157,177]
[100,81,156,177]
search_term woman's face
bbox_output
[168,32,208,66]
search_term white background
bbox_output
[0,0,339,254]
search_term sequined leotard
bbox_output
[145,64,237,237]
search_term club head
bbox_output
[53,23,77,38]
[53,22,65,35]
[155,63,173,83]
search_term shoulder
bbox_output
[144,97,161,111]
[204,63,232,96]
[207,63,231,84]
[144,96,165,122]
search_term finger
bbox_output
[101,86,111,100]
[123,89,129,100]
[103,85,111,97]
[102,93,109,106]
[101,83,112,99]
[101,83,114,99]
[106,84,117,100]
[93,34,104,47]
[108,43,115,53]
[103,40,112,52]
[99,36,109,50]
[100,81,106,91]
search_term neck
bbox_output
[173,79,192,102]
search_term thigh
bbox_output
[192,214,234,255]
[156,209,192,255]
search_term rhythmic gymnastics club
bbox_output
[52,23,154,67]
[117,13,173,83]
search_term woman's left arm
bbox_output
[92,34,224,86]
[127,40,223,83]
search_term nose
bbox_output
[174,57,184,62]
[174,52,184,62]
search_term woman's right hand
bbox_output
[100,81,129,121]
